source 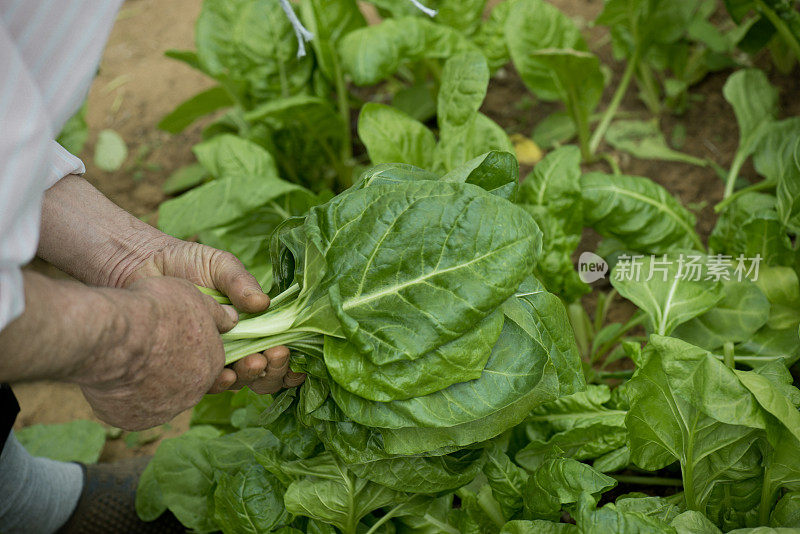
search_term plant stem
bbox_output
[365,504,405,534]
[756,0,800,61]
[223,332,321,364]
[636,62,661,116]
[714,179,775,212]
[683,433,699,510]
[611,474,684,487]
[589,50,640,155]
[269,283,300,310]
[758,465,775,525]
[600,153,622,175]
[723,149,748,199]
[566,86,592,161]
[195,286,231,305]
[332,55,353,163]
[723,342,735,369]
[594,313,646,362]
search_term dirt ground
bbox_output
[13,0,799,461]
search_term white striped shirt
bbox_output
[0,1,123,330]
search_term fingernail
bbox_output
[225,306,238,323]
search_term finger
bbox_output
[209,250,270,314]
[248,346,290,395]
[207,368,237,393]
[231,353,267,389]
[200,293,236,333]
[283,371,306,388]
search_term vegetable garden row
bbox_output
[134,0,800,532]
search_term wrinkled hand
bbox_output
[114,235,305,395]
[79,276,230,430]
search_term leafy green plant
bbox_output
[723,0,800,71]
[357,51,513,173]
[138,4,800,533]
[16,420,107,464]
[504,0,604,160]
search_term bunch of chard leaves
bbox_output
[139,3,800,531]
[140,160,590,534]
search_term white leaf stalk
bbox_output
[279,0,314,58]
[407,0,438,17]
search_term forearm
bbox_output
[0,271,127,384]
[38,175,171,287]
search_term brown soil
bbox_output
[14,0,799,461]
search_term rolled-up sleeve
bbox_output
[48,141,85,189]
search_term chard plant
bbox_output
[138,2,800,533]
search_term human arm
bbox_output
[0,271,233,429]
[37,174,305,394]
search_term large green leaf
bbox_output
[527,49,604,151]
[299,0,365,82]
[722,68,779,195]
[244,95,345,191]
[581,172,703,253]
[519,145,583,234]
[158,135,299,238]
[724,69,779,146]
[673,277,770,350]
[324,309,502,402]
[437,51,490,135]
[328,302,556,429]
[441,150,520,201]
[523,457,616,521]
[283,455,402,533]
[357,103,436,169]
[195,0,311,105]
[16,420,106,464]
[433,53,513,172]
[516,423,627,471]
[213,464,288,534]
[157,86,233,134]
[338,17,475,85]
[611,253,723,335]
[505,0,588,101]
[606,120,707,167]
[308,180,541,365]
[376,279,584,454]
[484,445,529,520]
[626,336,767,512]
[474,0,513,70]
[710,192,797,268]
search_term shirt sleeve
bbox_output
[47,141,85,189]
[0,2,121,333]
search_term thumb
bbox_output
[209,250,270,313]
